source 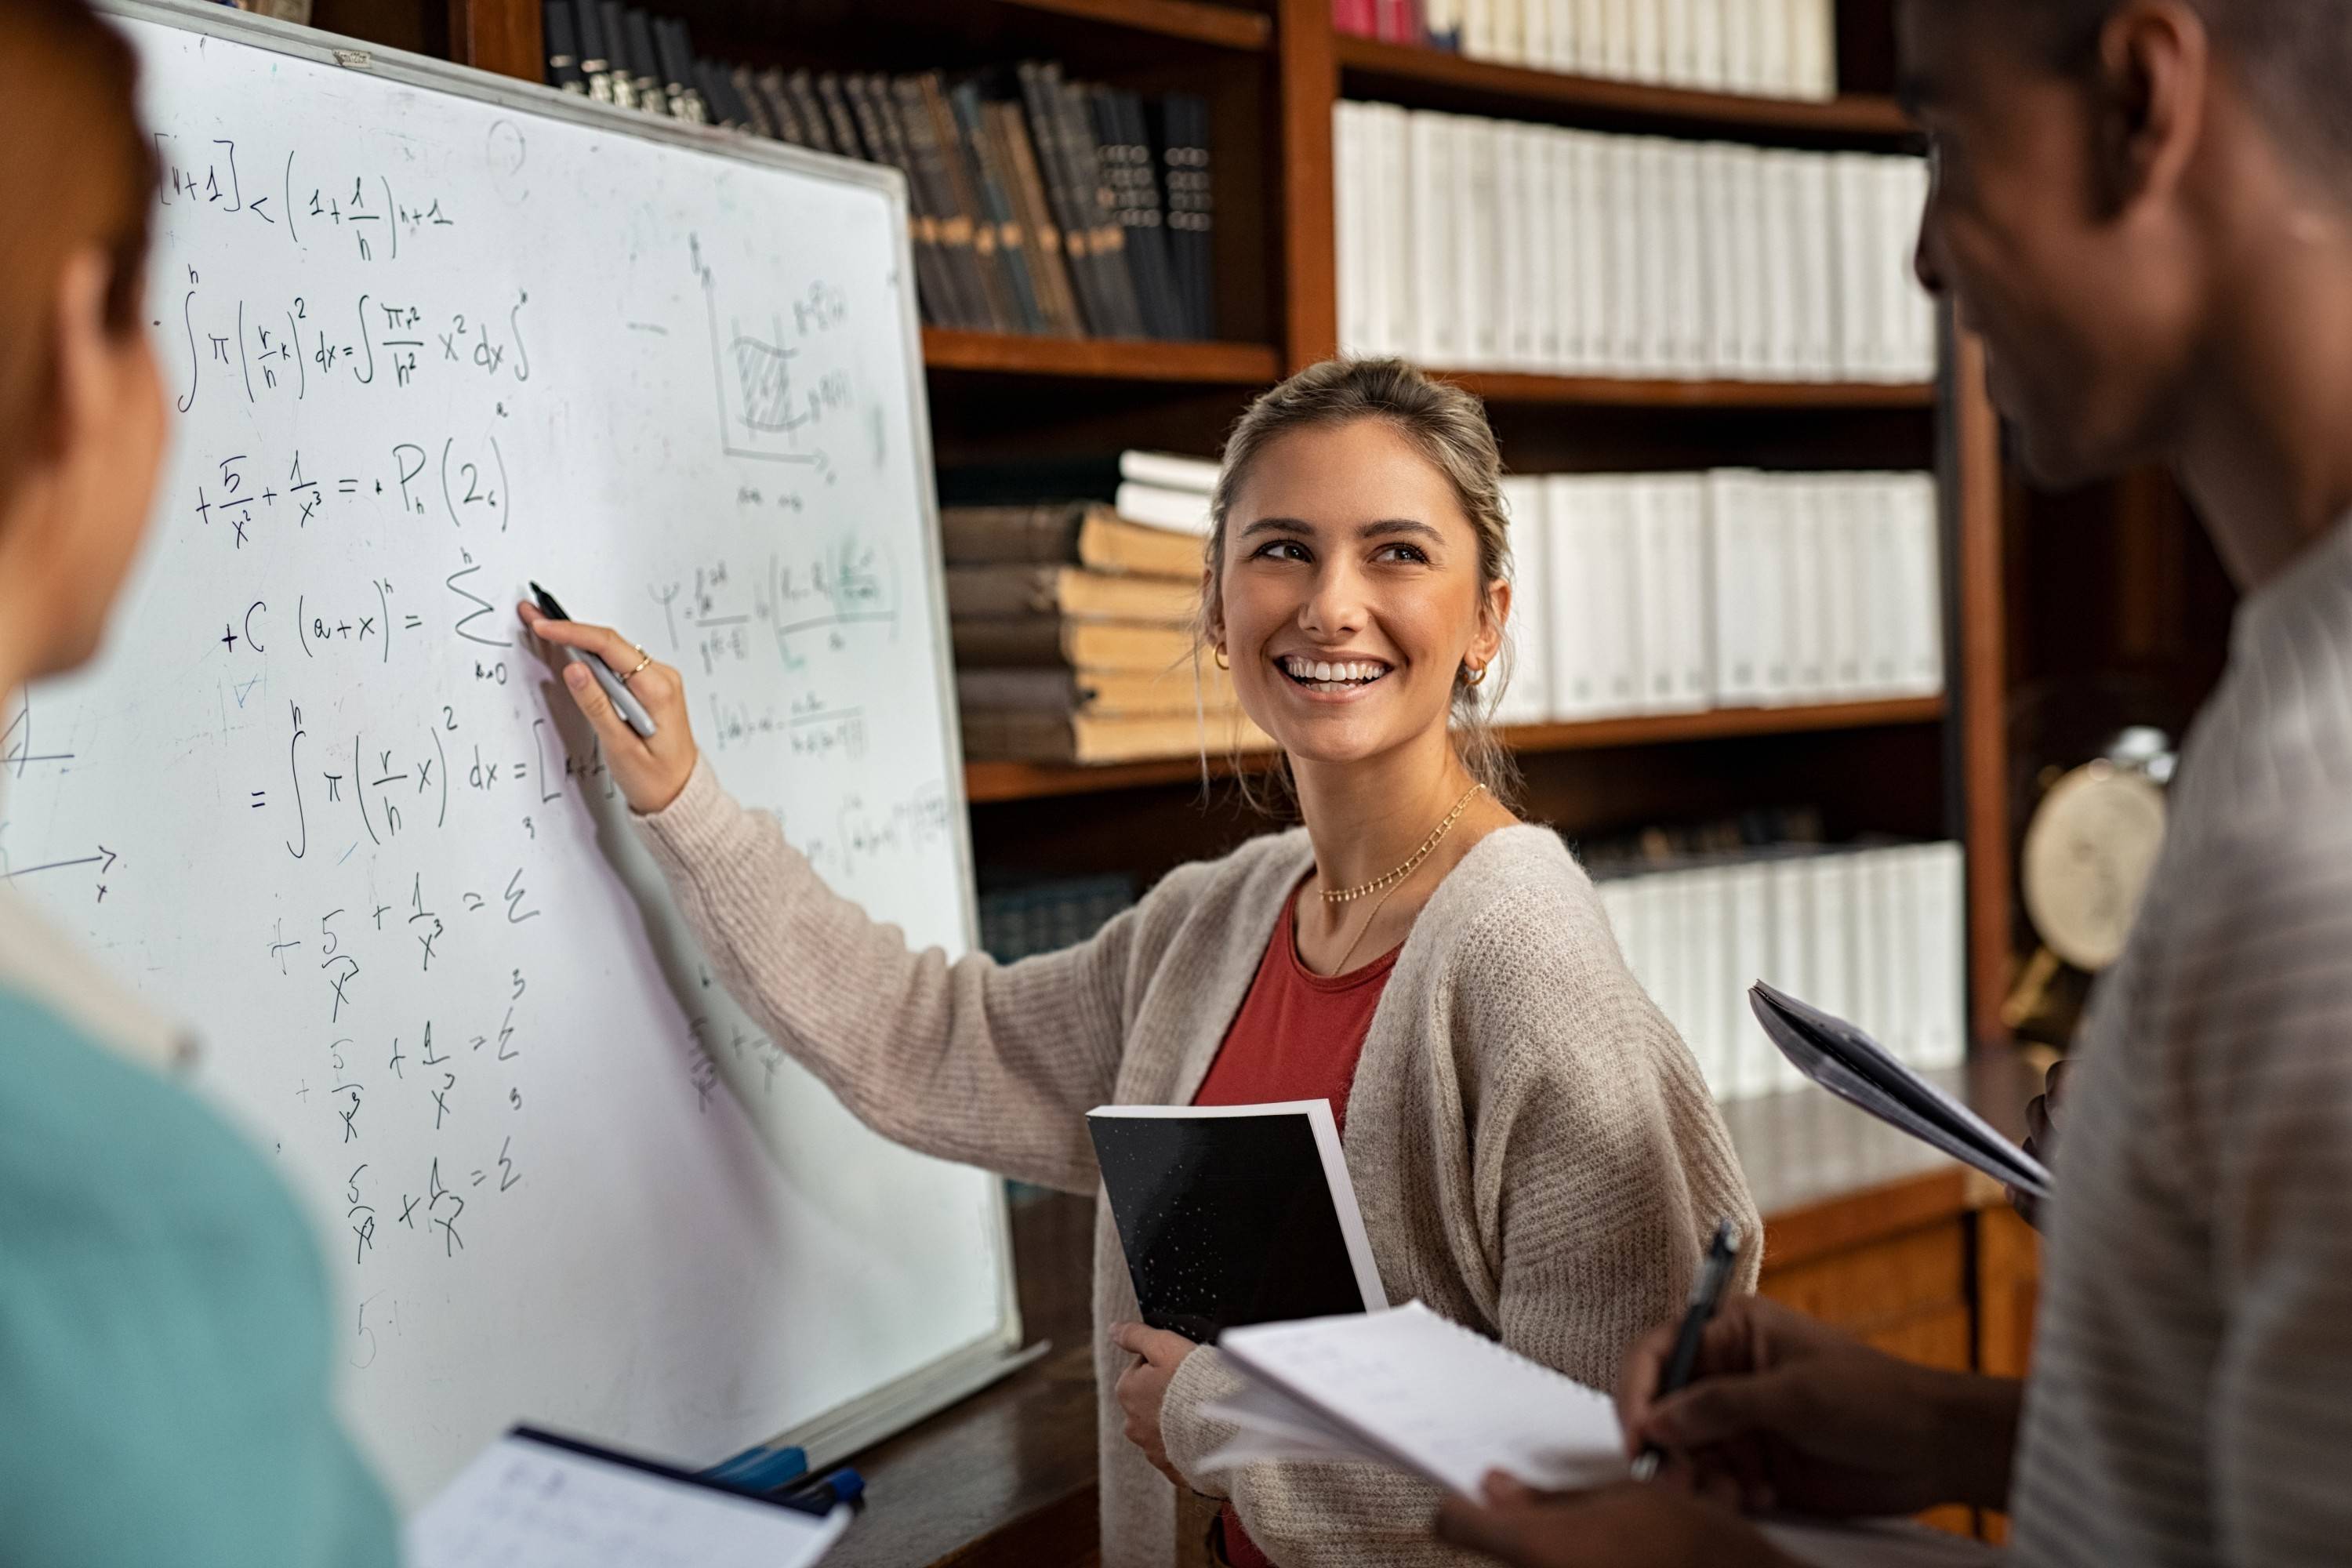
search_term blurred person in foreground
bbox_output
[1439,2,2352,1563]
[0,1,397,1561]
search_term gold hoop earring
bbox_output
[1464,663,1488,688]
[1214,647,1230,670]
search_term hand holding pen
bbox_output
[1612,1290,2020,1519]
[519,590,701,815]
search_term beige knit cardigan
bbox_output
[637,757,1761,1568]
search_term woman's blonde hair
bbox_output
[1199,357,1521,810]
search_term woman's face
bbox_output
[1215,419,1507,772]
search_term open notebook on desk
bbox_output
[407,1428,849,1568]
[1751,982,2052,1202]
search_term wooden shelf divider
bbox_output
[1335,34,1913,143]
[923,328,1282,385]
[1436,368,1936,410]
[962,695,1946,803]
[994,0,1273,50]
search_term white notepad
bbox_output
[1199,1301,1628,1497]
[407,1429,849,1568]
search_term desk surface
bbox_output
[826,1048,2044,1567]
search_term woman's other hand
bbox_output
[518,602,698,814]
[1109,1322,1196,1485]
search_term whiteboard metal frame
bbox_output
[103,0,1025,1477]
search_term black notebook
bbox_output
[1087,1100,1386,1344]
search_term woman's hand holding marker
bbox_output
[519,601,699,815]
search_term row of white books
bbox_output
[1490,470,1943,726]
[1335,101,1936,382]
[1443,0,1839,102]
[1596,841,1967,1105]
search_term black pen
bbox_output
[1632,1217,1742,1483]
[528,581,659,739]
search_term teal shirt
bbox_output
[0,989,398,1566]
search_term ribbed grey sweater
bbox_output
[638,767,1759,1567]
[2012,515,2352,1566]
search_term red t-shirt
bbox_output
[1189,881,1398,1568]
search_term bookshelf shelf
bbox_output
[996,0,1272,51]
[961,696,1947,803]
[1435,368,1936,410]
[1334,35,1914,145]
[923,328,1283,385]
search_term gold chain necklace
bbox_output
[1319,782,1486,906]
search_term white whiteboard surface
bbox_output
[8,0,1015,1508]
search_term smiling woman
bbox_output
[526,356,1759,1568]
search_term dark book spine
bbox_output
[1100,86,1181,339]
[812,72,869,160]
[542,0,586,93]
[619,9,664,115]
[726,64,774,137]
[753,69,803,144]
[1053,67,1148,338]
[1017,61,1112,336]
[652,19,704,122]
[596,2,636,107]
[783,71,834,154]
[851,75,965,332]
[987,101,1081,336]
[953,80,1045,334]
[890,75,986,330]
[571,0,614,102]
[919,72,1014,333]
[1160,93,1215,339]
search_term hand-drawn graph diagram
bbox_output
[692,234,835,476]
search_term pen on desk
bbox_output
[528,580,658,739]
[1631,1216,1742,1483]
[774,1467,865,1513]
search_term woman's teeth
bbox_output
[1280,656,1391,691]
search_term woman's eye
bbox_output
[1254,540,1311,562]
[1375,543,1430,564]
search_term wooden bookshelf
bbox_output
[1438,368,1936,410]
[390,0,2006,1035]
[963,696,1945,803]
[922,328,1281,385]
[1334,34,1914,143]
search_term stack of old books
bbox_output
[946,452,1273,764]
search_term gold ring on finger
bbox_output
[621,648,653,685]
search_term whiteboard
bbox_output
[8,0,1018,1508]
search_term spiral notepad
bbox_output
[1201,1301,1627,1497]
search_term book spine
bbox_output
[889,75,984,331]
[954,80,1047,335]
[542,1,586,93]
[919,73,1018,334]
[1019,61,1114,337]
[1053,69,1149,339]
[1093,86,1176,340]
[1167,93,1215,339]
[860,76,963,333]
[992,102,1084,337]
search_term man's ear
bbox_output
[2092,0,2209,216]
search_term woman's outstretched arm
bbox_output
[525,602,1151,1192]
